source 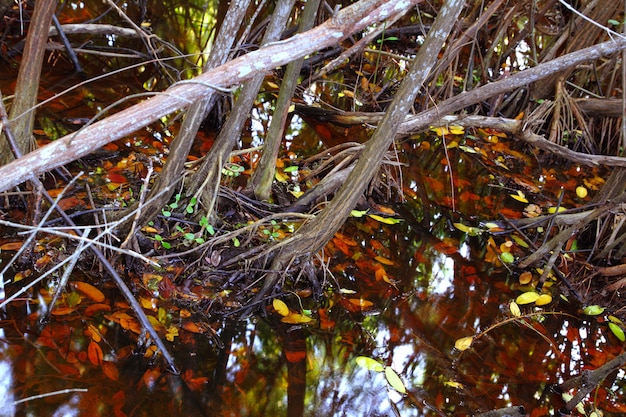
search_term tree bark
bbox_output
[0,0,56,165]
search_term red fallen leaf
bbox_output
[459,191,480,202]
[107,173,128,183]
[285,350,306,363]
[87,340,103,366]
[142,368,161,389]
[58,196,84,211]
[103,142,119,151]
[112,390,127,417]
[102,361,119,381]
[35,254,53,270]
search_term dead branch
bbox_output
[0,0,422,193]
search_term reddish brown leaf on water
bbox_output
[182,321,204,334]
[84,303,111,316]
[58,196,84,211]
[51,306,77,316]
[102,361,119,381]
[35,254,52,270]
[88,340,103,366]
[285,349,306,363]
[71,281,105,302]
[112,390,127,417]
[107,173,128,183]
[459,191,480,202]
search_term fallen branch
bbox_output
[0,0,421,193]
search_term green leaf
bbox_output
[500,252,515,263]
[384,366,407,394]
[453,222,482,236]
[184,233,195,241]
[350,209,368,217]
[206,224,215,236]
[283,165,299,172]
[608,19,620,26]
[368,214,403,224]
[161,241,171,249]
[355,356,384,372]
[583,305,605,316]
[233,237,240,247]
[608,322,625,342]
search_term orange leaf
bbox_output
[87,340,103,366]
[182,321,204,334]
[0,241,22,251]
[285,350,307,363]
[84,303,111,317]
[51,306,76,316]
[102,361,119,381]
[71,281,105,302]
[374,256,394,266]
[348,298,374,309]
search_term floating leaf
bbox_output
[575,186,588,198]
[509,190,528,203]
[374,256,394,266]
[511,234,529,248]
[609,315,624,325]
[453,222,482,236]
[547,206,567,213]
[273,299,290,317]
[500,252,515,264]
[384,366,407,394]
[444,380,464,389]
[535,294,552,306]
[583,305,605,316]
[449,125,465,135]
[350,209,369,218]
[518,271,533,285]
[368,214,403,224]
[348,298,374,309]
[516,291,540,305]
[87,340,103,366]
[510,301,521,317]
[281,313,314,324]
[608,322,625,342]
[283,165,298,173]
[455,336,473,351]
[355,356,384,372]
[0,241,22,251]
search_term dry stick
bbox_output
[131,0,252,230]
[0,0,56,164]
[250,0,322,200]
[187,0,297,219]
[51,14,83,73]
[558,351,626,414]
[0,95,179,373]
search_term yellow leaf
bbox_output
[510,301,521,317]
[273,299,290,317]
[455,336,473,351]
[576,186,588,198]
[444,380,464,389]
[509,190,528,203]
[281,312,314,324]
[384,367,407,394]
[430,126,449,136]
[374,255,394,266]
[275,171,289,183]
[166,326,179,342]
[368,214,402,224]
[449,125,465,135]
[516,291,540,305]
[355,356,384,372]
[535,294,552,306]
[547,206,567,213]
